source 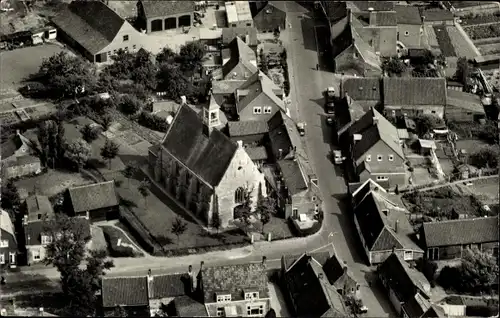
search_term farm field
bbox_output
[433,25,456,57]
[463,22,500,40]
[477,42,500,54]
[461,14,500,26]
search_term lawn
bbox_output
[0,44,68,90]
[402,186,484,219]
[466,176,500,205]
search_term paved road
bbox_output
[4,3,395,316]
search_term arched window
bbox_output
[234,187,245,204]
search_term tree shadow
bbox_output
[87,158,106,169]
[309,97,324,109]
[1,273,60,296]
[156,235,173,246]
[119,197,137,208]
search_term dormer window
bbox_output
[263,106,272,114]
[253,107,262,114]
[245,291,259,300]
[366,155,371,162]
[41,235,52,245]
[389,155,394,161]
[216,294,232,303]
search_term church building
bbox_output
[148,96,267,228]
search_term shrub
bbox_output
[118,94,143,115]
[102,226,137,258]
[137,111,169,132]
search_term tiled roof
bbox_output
[403,293,432,318]
[395,5,422,25]
[25,217,90,246]
[161,104,238,186]
[321,1,348,24]
[268,110,307,161]
[378,253,430,301]
[371,11,397,26]
[151,273,186,298]
[383,78,447,106]
[354,1,395,12]
[334,97,366,135]
[277,160,308,196]
[236,72,284,113]
[140,0,195,19]
[221,27,258,46]
[0,209,15,238]
[446,89,485,113]
[245,147,268,161]
[341,77,382,101]
[253,1,287,32]
[421,8,454,22]
[422,217,499,247]
[201,263,268,303]
[349,108,404,161]
[222,37,258,79]
[25,195,54,222]
[52,1,125,55]
[102,277,149,308]
[68,181,119,213]
[211,80,246,95]
[228,121,269,137]
[173,296,208,317]
[0,134,23,159]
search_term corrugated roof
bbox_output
[371,11,397,26]
[342,77,382,101]
[421,8,454,21]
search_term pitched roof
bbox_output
[354,1,395,11]
[446,89,485,113]
[236,72,284,113]
[228,120,269,137]
[161,104,238,186]
[12,155,40,166]
[201,263,268,303]
[0,134,23,159]
[341,77,382,101]
[51,1,126,55]
[321,1,348,24]
[349,108,404,161]
[25,217,91,246]
[370,11,397,26]
[277,160,308,196]
[211,80,246,95]
[68,181,119,213]
[421,8,454,21]
[383,78,447,106]
[378,253,430,302]
[222,37,258,79]
[173,296,208,317]
[151,274,186,299]
[334,97,366,135]
[221,27,258,46]
[422,217,499,247]
[253,1,287,31]
[139,0,195,19]
[0,209,15,238]
[268,110,306,160]
[403,293,432,318]
[25,195,54,222]
[102,277,149,308]
[245,146,268,161]
[395,5,422,25]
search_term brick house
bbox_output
[281,251,349,317]
[352,179,423,265]
[234,71,285,122]
[383,78,447,119]
[0,130,37,162]
[149,103,267,229]
[339,76,383,109]
[137,0,194,33]
[251,1,287,33]
[420,217,499,261]
[52,1,145,63]
[221,36,258,81]
[65,181,120,222]
[378,253,432,317]
[227,121,269,146]
[3,155,42,179]
[445,89,486,122]
[353,10,398,57]
[0,209,17,269]
[395,5,424,49]
[346,107,407,188]
[21,194,53,264]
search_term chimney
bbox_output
[392,246,396,254]
[147,269,154,298]
[258,73,263,81]
[373,117,378,125]
[278,148,283,159]
[369,10,376,26]
[237,140,243,148]
[318,273,324,279]
[245,34,250,44]
[343,261,348,274]
[353,134,362,143]
[395,220,399,233]
[262,256,267,266]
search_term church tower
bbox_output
[203,93,221,135]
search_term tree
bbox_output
[108,306,128,317]
[119,94,143,115]
[156,63,193,100]
[43,214,114,316]
[101,114,113,131]
[413,114,443,136]
[65,139,91,171]
[177,41,206,73]
[1,179,21,215]
[455,57,470,87]
[382,57,407,76]
[37,52,97,98]
[38,120,65,169]
[100,139,119,169]
[122,162,138,187]
[171,217,188,244]
[132,49,157,90]
[80,124,98,143]
[156,46,177,64]
[260,52,269,74]
[138,180,150,208]
[257,197,275,234]
[469,145,500,169]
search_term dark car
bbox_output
[326,116,334,126]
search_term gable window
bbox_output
[235,187,245,204]
[377,155,383,161]
[404,31,409,36]
[33,249,41,261]
[404,251,413,260]
[366,155,371,162]
[216,307,224,317]
[247,305,264,316]
[312,196,316,201]
[0,240,8,248]
[123,35,129,41]
[0,254,4,264]
[388,155,394,161]
[428,247,439,260]
[253,106,262,114]
[41,235,52,245]
[263,106,272,114]
[216,294,231,302]
[245,292,259,300]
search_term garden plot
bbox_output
[461,14,500,26]
[433,26,456,57]
[463,23,500,40]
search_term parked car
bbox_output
[297,122,306,136]
[332,150,345,165]
[326,116,334,126]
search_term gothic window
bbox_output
[235,187,245,204]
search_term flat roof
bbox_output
[225,2,238,23]
[225,1,251,23]
[473,54,500,64]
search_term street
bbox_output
[3,3,395,316]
